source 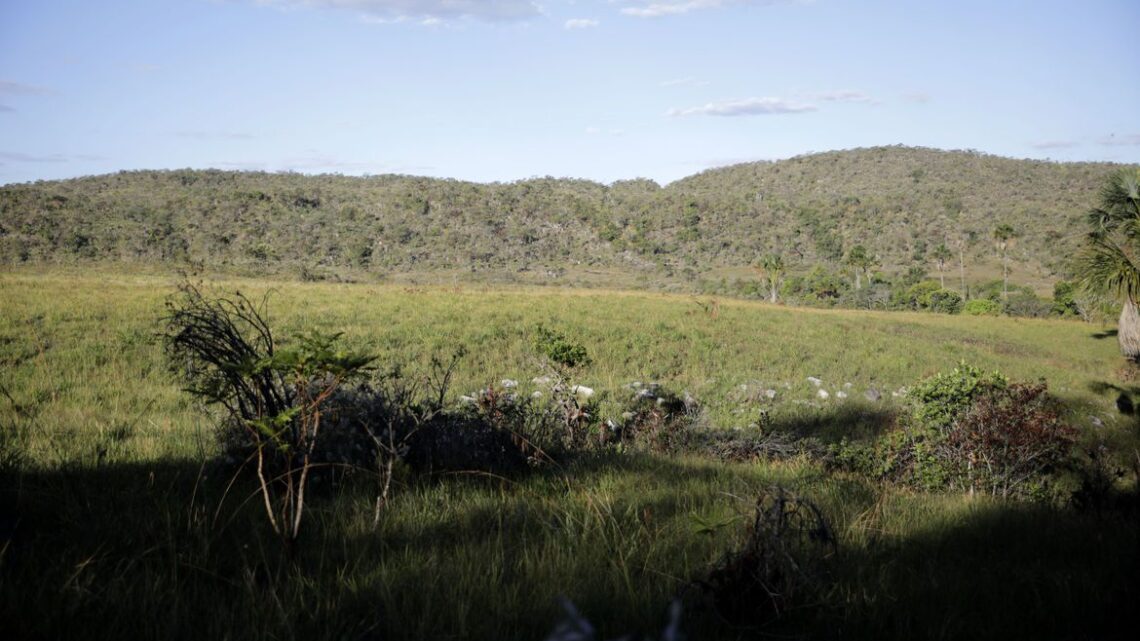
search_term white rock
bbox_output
[844,382,853,389]
[765,389,777,399]
[836,390,848,399]
[501,379,518,388]
[817,389,830,400]
[459,395,477,405]
[571,385,595,398]
[532,375,553,385]
[807,376,823,387]
[531,391,543,399]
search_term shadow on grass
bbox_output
[765,402,899,444]
[3,453,1138,641]
[1091,328,1118,340]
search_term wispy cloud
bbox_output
[0,104,15,114]
[0,151,104,163]
[175,130,257,141]
[253,1,542,23]
[622,0,800,18]
[660,77,710,88]
[1030,140,1079,150]
[901,91,931,104]
[564,18,599,29]
[1099,134,1140,147]
[667,97,816,117]
[808,90,872,103]
[0,80,55,97]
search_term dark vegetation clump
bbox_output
[833,363,1080,499]
[694,486,836,629]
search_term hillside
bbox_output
[0,146,1130,291]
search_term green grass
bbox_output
[2,270,1138,639]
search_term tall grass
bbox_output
[1,270,1137,639]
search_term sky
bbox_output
[1,0,1138,186]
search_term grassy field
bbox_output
[2,269,1138,640]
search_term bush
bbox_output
[963,298,1002,316]
[1003,291,1052,318]
[943,383,1078,497]
[534,324,590,369]
[926,288,964,314]
[909,362,1007,433]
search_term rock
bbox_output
[459,395,477,405]
[501,379,518,388]
[864,388,882,402]
[571,385,595,398]
[817,389,830,400]
[531,390,543,399]
[1090,415,1105,428]
[765,389,777,399]
[836,390,848,399]
[532,375,553,385]
[807,376,823,387]
[844,382,853,389]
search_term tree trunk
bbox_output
[1002,255,1009,300]
[958,248,967,295]
[938,268,945,289]
[855,270,862,291]
[769,280,778,304]
[1119,299,1140,363]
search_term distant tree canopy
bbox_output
[0,147,1131,289]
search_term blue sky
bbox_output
[1,0,1138,185]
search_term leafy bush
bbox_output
[164,283,374,544]
[963,298,1002,316]
[534,324,590,369]
[926,288,964,314]
[1003,291,1052,318]
[909,362,1007,433]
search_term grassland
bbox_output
[2,269,1138,640]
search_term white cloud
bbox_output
[809,90,872,103]
[0,151,104,163]
[0,80,54,97]
[564,18,599,29]
[901,91,931,104]
[253,1,542,23]
[667,97,816,117]
[1030,140,1079,150]
[621,0,800,18]
[175,131,257,141]
[1099,134,1140,147]
[0,104,15,114]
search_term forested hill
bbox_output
[0,146,1130,289]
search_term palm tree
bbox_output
[755,253,786,303]
[992,224,1016,300]
[1078,169,1140,362]
[932,242,952,290]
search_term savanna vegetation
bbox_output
[3,155,1140,639]
[2,147,1133,307]
[2,269,1138,640]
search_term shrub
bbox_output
[963,298,1002,316]
[533,324,590,369]
[909,362,1007,433]
[164,283,374,544]
[943,382,1078,498]
[1003,291,1052,318]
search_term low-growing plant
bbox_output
[908,362,1007,433]
[164,283,374,546]
[963,298,1002,316]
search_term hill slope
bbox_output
[0,146,1130,290]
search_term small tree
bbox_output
[164,283,373,548]
[993,224,1017,300]
[932,242,953,290]
[755,253,786,303]
[845,245,875,290]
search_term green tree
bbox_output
[992,224,1017,300]
[1077,169,1140,362]
[755,253,786,303]
[932,242,953,290]
[845,244,876,290]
